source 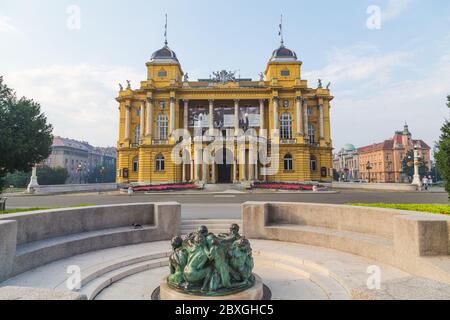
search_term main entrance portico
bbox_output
[216,148,233,184]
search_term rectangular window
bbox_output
[158,70,167,77]
[281,70,290,77]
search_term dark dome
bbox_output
[271,44,297,61]
[150,45,178,62]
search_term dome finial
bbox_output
[278,14,284,46]
[164,13,168,46]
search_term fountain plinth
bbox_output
[160,224,264,300]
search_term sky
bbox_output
[1,0,449,153]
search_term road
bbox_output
[4,190,448,219]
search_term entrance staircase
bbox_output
[204,183,245,193]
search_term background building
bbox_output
[333,144,359,182]
[357,125,431,183]
[116,36,334,185]
[43,136,116,184]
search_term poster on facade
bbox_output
[213,106,234,128]
[239,106,260,128]
[188,106,209,128]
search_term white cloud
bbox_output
[0,15,16,33]
[4,65,143,146]
[304,43,412,87]
[304,41,449,153]
[382,0,412,22]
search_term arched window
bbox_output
[280,113,292,140]
[156,114,168,140]
[156,154,165,172]
[134,125,140,144]
[310,156,317,172]
[132,156,139,172]
[308,124,315,143]
[284,154,293,171]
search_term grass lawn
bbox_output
[350,203,450,215]
[0,204,96,215]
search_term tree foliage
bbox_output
[36,166,68,185]
[0,76,53,192]
[435,95,450,197]
[87,162,116,183]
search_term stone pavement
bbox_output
[4,238,450,300]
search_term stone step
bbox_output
[55,251,171,291]
[254,254,349,300]
[181,219,242,226]
[180,228,230,236]
[79,257,169,300]
[13,225,159,277]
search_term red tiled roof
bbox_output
[358,140,393,153]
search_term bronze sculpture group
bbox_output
[168,224,254,296]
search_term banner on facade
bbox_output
[213,106,234,128]
[188,106,209,128]
[239,106,260,128]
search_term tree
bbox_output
[87,162,116,183]
[37,166,68,185]
[4,171,31,188]
[0,77,53,192]
[435,95,450,197]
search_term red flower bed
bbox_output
[132,184,199,192]
[253,183,314,191]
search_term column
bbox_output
[202,162,207,183]
[234,99,239,135]
[248,160,254,181]
[183,100,189,129]
[209,99,214,132]
[259,99,265,129]
[303,99,309,140]
[146,98,153,137]
[170,96,176,135]
[211,161,216,184]
[140,100,145,139]
[190,159,194,182]
[233,160,238,183]
[319,104,324,139]
[182,162,186,182]
[124,104,131,140]
[194,148,201,181]
[254,161,259,181]
[296,97,302,135]
[273,97,279,130]
[241,148,247,181]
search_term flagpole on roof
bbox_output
[279,14,284,46]
[164,13,168,46]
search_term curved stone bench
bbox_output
[243,202,450,284]
[0,203,180,281]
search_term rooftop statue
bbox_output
[211,70,236,83]
[167,224,255,296]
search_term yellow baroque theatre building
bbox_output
[116,37,334,185]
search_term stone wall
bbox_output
[242,202,450,284]
[0,203,180,282]
[27,183,118,195]
[329,182,418,191]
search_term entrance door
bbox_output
[216,148,232,183]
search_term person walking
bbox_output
[422,176,429,191]
[428,175,433,188]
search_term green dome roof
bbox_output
[343,143,356,152]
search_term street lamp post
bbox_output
[411,145,422,188]
[100,166,105,184]
[366,161,373,183]
[77,164,83,184]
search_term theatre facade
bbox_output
[116,39,334,185]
